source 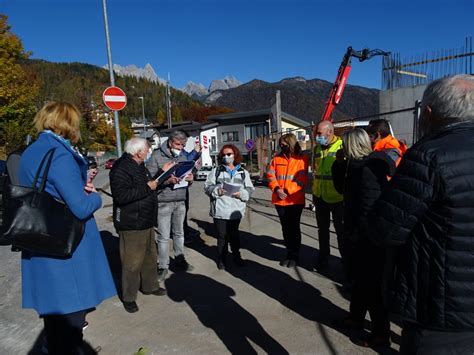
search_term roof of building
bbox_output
[208,109,309,128]
[158,121,218,136]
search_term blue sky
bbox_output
[1,0,473,89]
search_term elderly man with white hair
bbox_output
[110,137,172,313]
[373,74,474,353]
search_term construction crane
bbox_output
[321,46,390,122]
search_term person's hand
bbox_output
[147,180,158,190]
[195,142,202,153]
[184,173,194,182]
[336,149,345,163]
[87,168,98,182]
[84,181,97,194]
[162,161,176,172]
[276,189,287,200]
[165,175,180,185]
[218,188,225,196]
[232,191,241,199]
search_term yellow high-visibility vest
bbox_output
[312,136,343,203]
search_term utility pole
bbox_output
[102,0,122,156]
[139,96,146,132]
[166,73,172,129]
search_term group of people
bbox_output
[10,74,474,354]
[266,74,474,353]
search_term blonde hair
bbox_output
[342,128,372,160]
[279,133,302,155]
[34,101,82,144]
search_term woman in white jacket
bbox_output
[204,144,255,270]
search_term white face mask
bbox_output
[171,148,181,157]
[145,149,152,163]
[223,155,234,165]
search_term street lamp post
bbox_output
[138,96,146,132]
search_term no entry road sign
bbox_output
[103,86,127,111]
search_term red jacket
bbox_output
[267,153,309,206]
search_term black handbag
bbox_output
[2,148,85,257]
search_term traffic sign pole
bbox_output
[102,0,122,157]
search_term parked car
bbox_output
[105,158,116,169]
[196,166,213,181]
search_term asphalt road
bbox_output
[0,169,401,354]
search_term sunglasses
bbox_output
[223,153,234,157]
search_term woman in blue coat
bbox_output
[18,101,116,354]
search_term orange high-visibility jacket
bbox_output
[267,153,309,206]
[373,135,407,167]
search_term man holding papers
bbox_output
[147,130,199,281]
[204,144,254,270]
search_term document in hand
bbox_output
[174,160,196,178]
[222,182,241,196]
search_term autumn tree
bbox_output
[0,14,38,157]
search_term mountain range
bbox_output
[107,63,379,122]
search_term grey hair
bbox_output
[421,74,474,134]
[124,137,149,155]
[342,128,372,160]
[168,130,188,143]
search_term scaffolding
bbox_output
[382,37,473,90]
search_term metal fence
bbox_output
[382,37,473,90]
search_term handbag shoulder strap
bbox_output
[32,148,56,192]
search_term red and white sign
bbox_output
[202,135,208,150]
[102,86,127,111]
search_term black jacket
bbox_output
[373,122,474,330]
[332,151,394,241]
[109,153,157,231]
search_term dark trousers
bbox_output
[350,241,389,337]
[275,204,304,260]
[119,228,159,302]
[400,321,474,354]
[214,218,241,260]
[43,310,87,355]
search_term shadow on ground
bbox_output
[100,230,122,298]
[166,272,289,354]
[190,218,399,354]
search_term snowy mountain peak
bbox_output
[103,63,166,85]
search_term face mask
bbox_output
[316,135,329,146]
[223,155,234,165]
[171,148,181,157]
[144,149,152,164]
[280,145,290,154]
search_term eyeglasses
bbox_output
[223,153,234,157]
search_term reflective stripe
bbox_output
[327,152,337,157]
[276,175,294,180]
[267,169,276,175]
[314,174,333,181]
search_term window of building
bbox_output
[245,123,269,140]
[222,131,239,142]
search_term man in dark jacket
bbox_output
[373,74,474,353]
[110,137,167,313]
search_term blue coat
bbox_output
[18,132,116,315]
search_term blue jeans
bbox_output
[156,201,186,269]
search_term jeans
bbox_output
[275,204,304,260]
[314,196,344,259]
[43,310,87,355]
[119,228,159,302]
[156,201,186,269]
[214,218,241,260]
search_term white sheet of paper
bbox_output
[173,180,189,189]
[223,182,241,196]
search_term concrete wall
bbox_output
[379,84,426,146]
